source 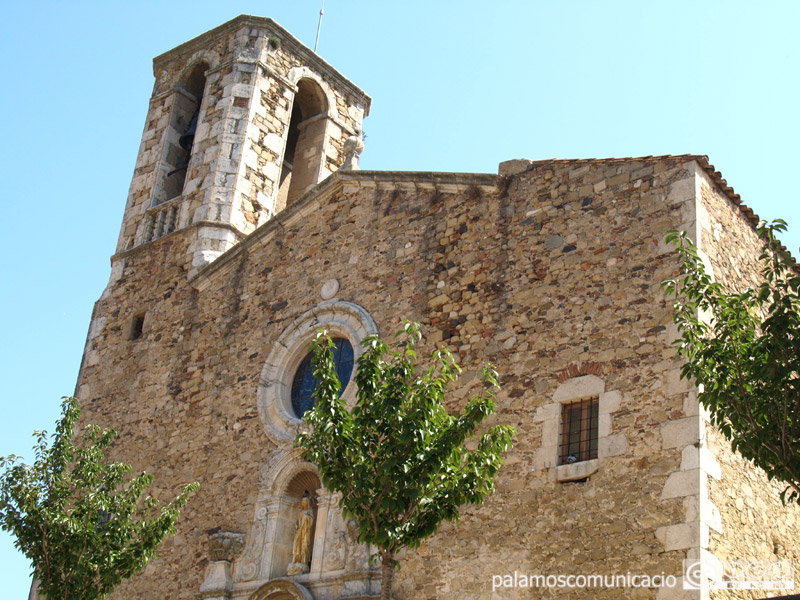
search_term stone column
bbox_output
[309,487,335,575]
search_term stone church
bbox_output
[62,14,800,600]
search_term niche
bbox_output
[271,470,321,579]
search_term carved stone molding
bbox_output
[237,499,280,582]
[256,300,377,443]
[209,532,246,562]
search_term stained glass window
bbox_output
[291,337,354,418]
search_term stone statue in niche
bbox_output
[287,492,315,576]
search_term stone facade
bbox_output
[68,15,800,600]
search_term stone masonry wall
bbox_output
[79,229,209,597]
[75,156,764,600]
[696,172,800,598]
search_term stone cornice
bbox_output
[152,15,371,115]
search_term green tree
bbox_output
[296,323,515,600]
[662,220,800,503]
[0,397,198,600]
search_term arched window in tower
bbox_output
[276,78,328,210]
[159,61,208,204]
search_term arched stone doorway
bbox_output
[249,578,314,600]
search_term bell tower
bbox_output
[114,15,370,272]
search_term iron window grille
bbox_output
[559,398,599,465]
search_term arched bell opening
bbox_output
[277,78,328,211]
[158,61,208,204]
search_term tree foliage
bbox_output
[662,220,800,503]
[0,397,198,600]
[295,323,515,600]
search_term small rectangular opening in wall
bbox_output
[130,313,145,341]
[559,398,599,465]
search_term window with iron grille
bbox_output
[560,398,599,465]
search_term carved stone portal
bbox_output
[227,449,381,599]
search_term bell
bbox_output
[179,106,199,152]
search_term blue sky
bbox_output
[1,1,798,596]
